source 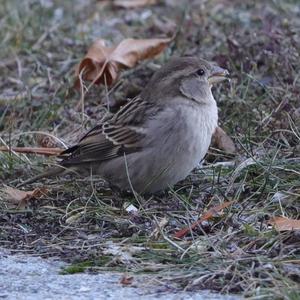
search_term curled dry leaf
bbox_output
[75,37,173,88]
[211,126,236,154]
[0,146,63,156]
[2,186,48,209]
[36,134,60,148]
[269,216,300,231]
[174,201,234,239]
[120,275,134,286]
[113,0,157,8]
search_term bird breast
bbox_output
[138,99,218,191]
[168,101,218,175]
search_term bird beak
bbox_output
[208,66,229,85]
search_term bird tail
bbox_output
[17,165,67,187]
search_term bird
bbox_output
[20,57,229,194]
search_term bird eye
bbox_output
[196,69,205,76]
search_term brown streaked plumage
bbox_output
[20,57,229,193]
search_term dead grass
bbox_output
[0,0,299,298]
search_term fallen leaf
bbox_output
[150,216,169,239]
[174,201,234,239]
[0,146,63,156]
[36,134,60,148]
[113,0,157,8]
[2,186,48,209]
[269,216,300,231]
[120,275,134,286]
[75,37,173,88]
[211,126,236,154]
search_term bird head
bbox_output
[142,56,229,105]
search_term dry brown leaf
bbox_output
[113,0,157,8]
[211,126,236,154]
[120,275,134,286]
[3,186,48,209]
[36,134,60,148]
[174,201,234,239]
[75,37,173,88]
[269,216,300,231]
[0,146,63,156]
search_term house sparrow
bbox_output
[21,57,228,194]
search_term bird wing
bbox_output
[60,97,157,165]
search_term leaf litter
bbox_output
[75,37,173,88]
[269,216,300,231]
[2,186,48,209]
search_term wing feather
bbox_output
[61,97,159,166]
